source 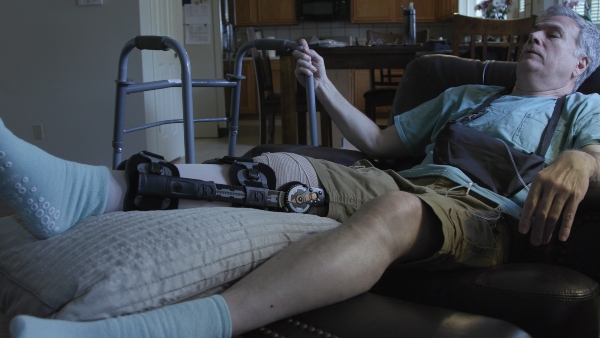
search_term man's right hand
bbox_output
[292,39,328,92]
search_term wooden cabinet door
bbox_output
[397,0,435,22]
[352,0,397,23]
[257,0,297,25]
[234,0,296,26]
[233,0,257,26]
[354,0,436,23]
[352,69,371,112]
[239,60,258,115]
[227,59,280,116]
[436,0,458,21]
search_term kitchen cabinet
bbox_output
[232,0,297,26]
[352,0,453,23]
[352,69,371,112]
[225,59,280,116]
[435,0,458,21]
[238,60,258,115]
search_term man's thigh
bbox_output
[307,158,512,269]
[400,177,514,270]
[306,158,419,222]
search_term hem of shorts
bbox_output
[305,156,349,221]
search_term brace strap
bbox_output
[122,151,180,211]
[204,156,276,190]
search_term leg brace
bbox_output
[122,151,326,213]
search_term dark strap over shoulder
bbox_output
[468,87,513,118]
[539,96,565,158]
[459,87,565,157]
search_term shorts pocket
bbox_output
[449,207,507,268]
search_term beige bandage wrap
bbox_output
[252,152,326,216]
[252,152,321,189]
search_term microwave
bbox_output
[298,0,350,21]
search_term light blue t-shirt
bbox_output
[394,84,600,218]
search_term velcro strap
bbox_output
[122,151,180,211]
[230,161,276,190]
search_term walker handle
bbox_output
[134,36,172,51]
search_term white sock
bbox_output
[10,295,232,338]
[0,118,109,239]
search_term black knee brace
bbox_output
[121,151,181,211]
[121,151,326,213]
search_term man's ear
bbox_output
[574,55,590,77]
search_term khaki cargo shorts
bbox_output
[306,157,519,270]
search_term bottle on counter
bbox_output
[402,2,416,45]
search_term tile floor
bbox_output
[175,119,270,164]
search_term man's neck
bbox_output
[511,83,574,97]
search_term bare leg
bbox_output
[222,190,443,335]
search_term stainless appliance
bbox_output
[297,0,350,21]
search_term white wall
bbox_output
[0,1,146,166]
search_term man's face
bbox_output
[518,15,584,90]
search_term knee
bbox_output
[351,191,424,246]
[373,191,424,225]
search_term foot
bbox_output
[9,295,232,338]
[0,119,109,238]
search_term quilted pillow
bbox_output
[0,207,339,321]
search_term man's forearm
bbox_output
[315,79,386,155]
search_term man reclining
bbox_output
[4,5,600,338]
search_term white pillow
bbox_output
[0,207,339,321]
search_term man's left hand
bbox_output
[519,149,598,245]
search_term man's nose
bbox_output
[526,31,542,45]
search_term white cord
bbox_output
[445,182,501,221]
[497,139,530,192]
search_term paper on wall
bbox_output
[184,3,212,44]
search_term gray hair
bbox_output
[538,5,600,90]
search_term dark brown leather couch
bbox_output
[241,55,600,338]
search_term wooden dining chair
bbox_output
[363,29,429,125]
[452,14,537,62]
[246,27,281,144]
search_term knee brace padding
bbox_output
[230,161,276,190]
[204,156,276,190]
[122,151,180,211]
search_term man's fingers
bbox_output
[540,194,569,244]
[518,182,541,234]
[558,194,581,242]
[529,191,554,246]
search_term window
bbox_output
[520,0,525,14]
[571,0,599,23]
[459,0,480,17]
[460,0,528,18]
[461,0,600,21]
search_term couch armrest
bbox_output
[241,293,531,338]
[372,263,600,338]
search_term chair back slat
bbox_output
[366,29,430,89]
[452,14,537,62]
